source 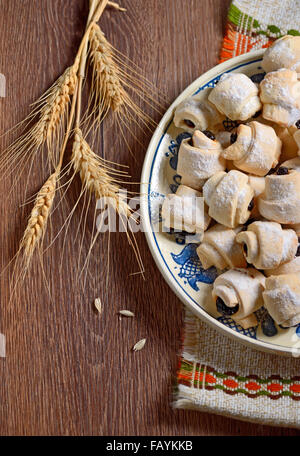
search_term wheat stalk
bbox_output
[20,172,58,265]
[7,0,149,284]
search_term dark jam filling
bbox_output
[216,297,239,316]
[296,119,300,129]
[261,314,278,337]
[184,119,195,129]
[247,198,255,211]
[250,72,266,84]
[296,245,300,257]
[202,130,215,141]
[243,243,248,255]
[230,132,237,144]
[276,166,289,175]
[252,109,262,118]
[245,217,255,226]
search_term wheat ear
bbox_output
[71,128,144,278]
[1,62,79,175]
[38,65,78,146]
[89,23,124,113]
[86,24,159,138]
[71,128,131,216]
[20,172,58,265]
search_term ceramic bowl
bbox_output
[140,50,300,357]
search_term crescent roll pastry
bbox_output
[264,256,300,277]
[263,274,300,327]
[222,121,281,176]
[248,175,265,197]
[235,221,298,270]
[258,170,300,224]
[161,185,210,236]
[212,268,265,329]
[262,35,300,74]
[260,69,300,127]
[274,126,299,162]
[208,73,261,121]
[248,175,266,217]
[162,184,210,233]
[196,224,247,270]
[288,223,300,236]
[177,130,226,190]
[173,91,224,132]
[280,156,300,172]
[203,170,254,228]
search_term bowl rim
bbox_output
[140,49,299,357]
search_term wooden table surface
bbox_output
[0,0,299,436]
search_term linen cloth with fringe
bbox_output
[174,0,300,429]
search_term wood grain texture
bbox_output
[0,0,299,436]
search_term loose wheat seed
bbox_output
[94,298,102,313]
[132,338,146,352]
[119,310,135,317]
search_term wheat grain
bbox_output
[21,172,57,263]
[71,128,131,217]
[132,338,146,352]
[119,310,134,317]
[94,297,102,313]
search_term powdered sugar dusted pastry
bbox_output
[203,170,254,228]
[173,91,224,132]
[236,221,298,270]
[263,274,300,327]
[161,185,210,236]
[258,170,300,224]
[208,73,261,121]
[264,256,300,277]
[274,126,299,162]
[288,223,300,236]
[212,268,265,329]
[260,69,300,127]
[248,175,266,217]
[177,130,226,190]
[262,35,300,74]
[222,121,281,176]
[197,224,246,270]
[248,175,265,197]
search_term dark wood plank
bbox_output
[0,0,299,436]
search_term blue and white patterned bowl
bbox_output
[140,50,300,356]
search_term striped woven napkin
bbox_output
[174,0,300,429]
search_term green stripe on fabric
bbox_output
[228,3,260,30]
[288,29,300,36]
[228,2,300,38]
